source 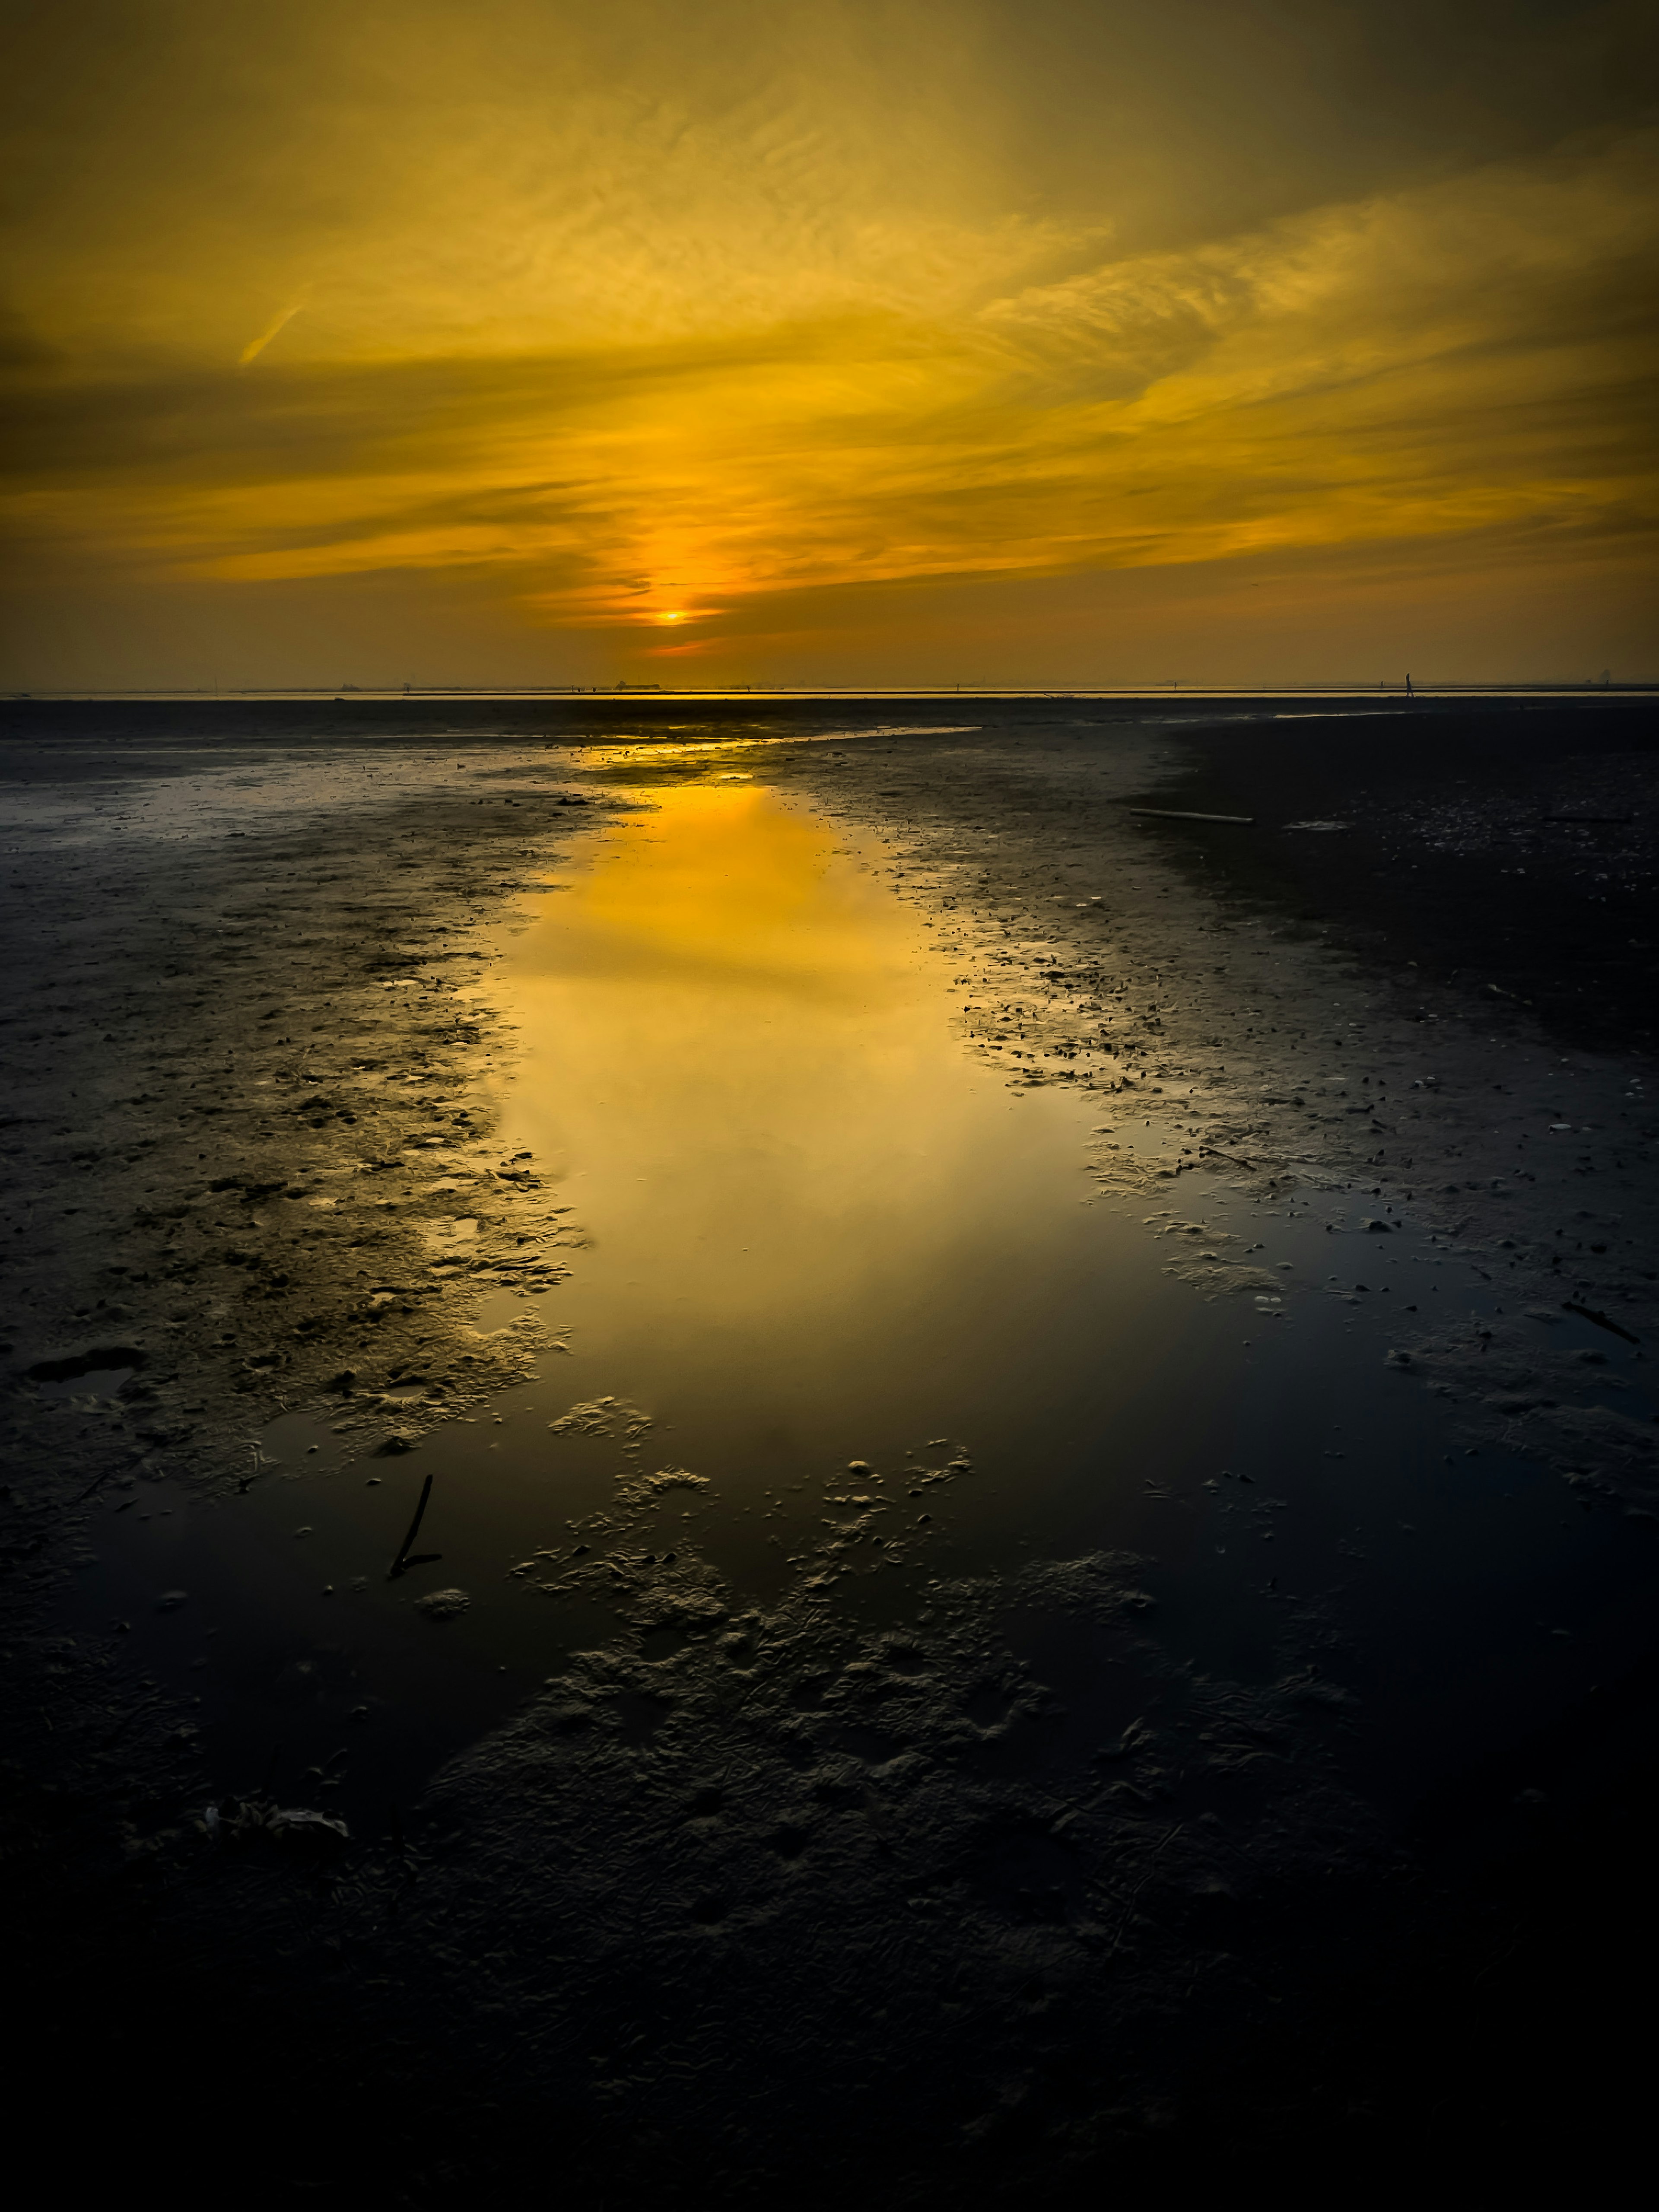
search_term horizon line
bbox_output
[5,680,1655,702]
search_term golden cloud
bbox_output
[3,2,1655,680]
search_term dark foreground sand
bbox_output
[3,696,1656,2202]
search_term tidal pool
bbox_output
[66,768,1657,1830]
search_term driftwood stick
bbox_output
[388,1472,434,1580]
[1563,1300,1641,1346]
[1127,807,1255,825]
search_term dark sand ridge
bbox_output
[3,701,1657,2200]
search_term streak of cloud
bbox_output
[238,300,307,368]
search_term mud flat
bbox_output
[769,702,1659,1512]
[3,696,1658,2201]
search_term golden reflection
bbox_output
[491,782,1083,1362]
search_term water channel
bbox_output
[62,762,1658,1835]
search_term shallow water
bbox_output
[63,765,1658,1829]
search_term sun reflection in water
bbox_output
[494,779,1040,1359]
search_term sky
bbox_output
[2,0,1656,690]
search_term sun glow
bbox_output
[4,0,1655,686]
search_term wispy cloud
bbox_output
[4,0,1656,681]
[238,299,308,367]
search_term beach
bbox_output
[3,693,1656,2198]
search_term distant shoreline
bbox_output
[5,681,1655,705]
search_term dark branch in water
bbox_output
[1127,807,1255,825]
[388,1472,435,1580]
[1562,1299,1641,1345]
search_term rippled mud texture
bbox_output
[0,725,608,1992]
[5,699,1659,2203]
[308,1550,1384,2192]
[766,706,1659,1513]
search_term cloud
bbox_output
[239,299,308,367]
[19,130,1649,612]
[3,3,1656,680]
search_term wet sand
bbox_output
[769,706,1659,1511]
[3,695,1656,2199]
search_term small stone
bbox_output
[414,1587,471,1620]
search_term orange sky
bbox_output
[3,0,1656,688]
